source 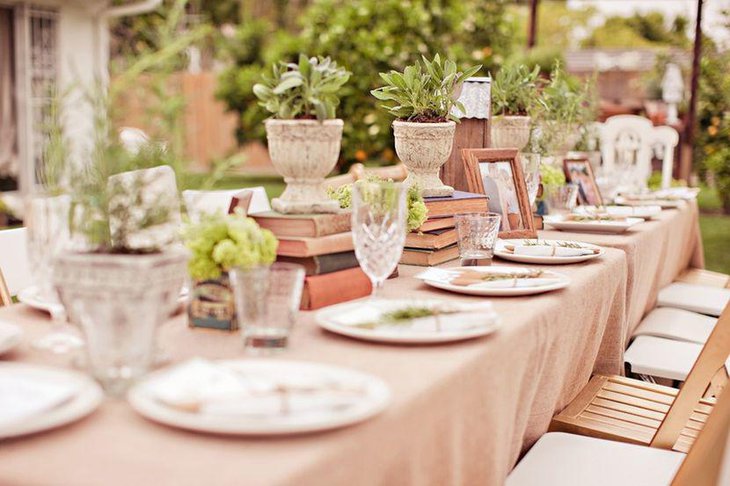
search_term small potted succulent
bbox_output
[490,64,540,150]
[254,54,351,214]
[182,210,278,331]
[371,54,481,197]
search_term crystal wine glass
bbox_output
[520,152,541,207]
[351,181,407,299]
[25,193,83,354]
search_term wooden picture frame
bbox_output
[563,157,604,206]
[461,148,537,239]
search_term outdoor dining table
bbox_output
[0,203,703,486]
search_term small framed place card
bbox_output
[563,157,603,206]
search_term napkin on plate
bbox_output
[416,268,561,289]
[511,245,595,257]
[330,300,497,333]
[0,374,79,428]
[149,359,362,417]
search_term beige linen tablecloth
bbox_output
[540,200,704,340]
[0,249,629,486]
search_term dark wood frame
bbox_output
[563,157,604,206]
[460,148,537,239]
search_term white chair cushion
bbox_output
[632,307,717,344]
[182,187,271,221]
[657,282,730,317]
[0,228,31,295]
[624,336,702,381]
[506,432,683,486]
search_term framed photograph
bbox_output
[563,157,603,206]
[461,148,537,239]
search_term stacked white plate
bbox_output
[0,363,103,439]
[416,266,570,296]
[544,215,643,233]
[316,298,500,344]
[495,239,604,264]
[128,359,391,435]
[573,205,662,220]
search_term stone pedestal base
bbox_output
[272,197,340,214]
[405,171,454,197]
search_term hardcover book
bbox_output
[252,211,351,238]
[276,232,354,257]
[300,266,372,310]
[414,216,455,233]
[400,244,460,266]
[423,191,489,218]
[278,251,360,276]
[404,228,457,250]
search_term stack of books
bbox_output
[400,191,489,266]
[252,211,371,310]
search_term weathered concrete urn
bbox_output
[393,120,455,197]
[265,119,343,214]
[490,115,532,150]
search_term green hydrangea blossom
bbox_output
[182,210,278,281]
[540,162,566,188]
[327,176,428,231]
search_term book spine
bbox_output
[279,252,360,276]
[300,267,372,310]
[312,215,352,237]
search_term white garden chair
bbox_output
[599,115,655,192]
[0,227,31,306]
[652,125,680,189]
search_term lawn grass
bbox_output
[699,215,730,274]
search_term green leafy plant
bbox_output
[327,176,428,231]
[253,54,351,120]
[539,162,566,188]
[490,64,541,117]
[183,209,278,281]
[371,54,481,123]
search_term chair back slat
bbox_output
[671,379,730,485]
[0,228,31,298]
[652,302,730,449]
[0,268,11,306]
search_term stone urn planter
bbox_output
[265,119,343,214]
[490,115,532,150]
[393,120,455,197]
[53,248,188,395]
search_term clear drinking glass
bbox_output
[25,193,83,354]
[454,212,501,266]
[230,263,305,354]
[520,153,541,206]
[545,184,579,216]
[351,181,407,298]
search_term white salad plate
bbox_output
[0,320,23,356]
[316,298,500,344]
[544,215,644,234]
[0,363,103,439]
[417,266,570,297]
[495,239,604,265]
[127,359,391,436]
[613,196,683,209]
[573,205,662,220]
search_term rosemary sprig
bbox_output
[353,305,448,330]
[522,240,585,249]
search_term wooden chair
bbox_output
[549,302,730,454]
[676,268,730,289]
[323,163,408,189]
[0,227,31,306]
[507,374,730,485]
[652,125,680,189]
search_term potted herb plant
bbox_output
[490,64,540,150]
[371,54,481,197]
[182,210,278,331]
[254,54,351,214]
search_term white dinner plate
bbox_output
[0,363,103,439]
[315,299,500,344]
[127,360,391,436]
[419,266,570,297]
[19,285,189,314]
[613,196,683,209]
[544,215,644,233]
[0,320,23,356]
[495,239,604,265]
[573,205,662,220]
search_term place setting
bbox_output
[495,239,604,264]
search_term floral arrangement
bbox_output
[183,210,278,281]
[327,177,428,231]
[539,162,566,188]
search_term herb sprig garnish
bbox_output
[354,305,451,330]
